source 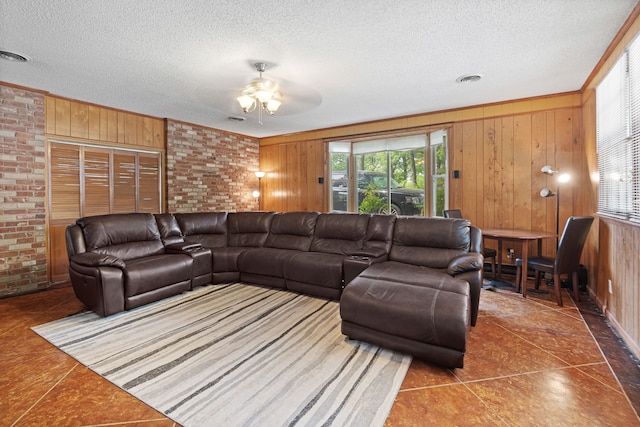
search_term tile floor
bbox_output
[1,282,639,426]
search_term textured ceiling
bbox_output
[1,0,638,138]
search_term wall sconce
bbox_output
[539,165,571,245]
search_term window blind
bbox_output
[597,38,640,221]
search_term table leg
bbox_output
[520,242,529,297]
[497,239,503,279]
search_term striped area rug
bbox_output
[32,283,411,427]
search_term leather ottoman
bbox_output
[340,265,471,368]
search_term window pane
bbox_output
[330,152,349,212]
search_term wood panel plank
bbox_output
[531,112,548,234]
[483,119,497,228]
[117,111,126,143]
[45,96,56,134]
[461,122,476,216]
[88,105,101,140]
[125,113,137,145]
[513,114,532,232]
[54,98,71,136]
[107,109,119,142]
[450,123,464,211]
[500,117,515,228]
[474,121,484,224]
[70,101,89,139]
[153,118,165,149]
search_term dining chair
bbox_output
[514,216,594,306]
[443,209,497,279]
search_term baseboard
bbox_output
[588,287,640,361]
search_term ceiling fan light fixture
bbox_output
[237,62,283,124]
[0,49,31,62]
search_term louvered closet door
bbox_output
[49,143,81,282]
[139,152,161,213]
[48,142,162,283]
[84,148,111,216]
[113,152,137,213]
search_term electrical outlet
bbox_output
[507,248,515,259]
[608,279,613,294]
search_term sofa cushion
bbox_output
[358,261,469,295]
[285,252,346,290]
[228,212,275,247]
[265,211,318,251]
[340,275,470,353]
[124,254,193,297]
[155,213,183,245]
[239,247,302,278]
[390,217,470,268]
[310,213,369,255]
[175,212,228,248]
[363,214,396,254]
[77,213,164,261]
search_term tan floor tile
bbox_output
[455,318,568,382]
[400,359,460,390]
[466,367,640,426]
[386,383,508,426]
[14,364,174,426]
[493,308,606,366]
[0,352,78,426]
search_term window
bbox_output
[328,130,448,216]
[597,35,640,221]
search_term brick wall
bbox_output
[166,120,260,212]
[0,85,47,297]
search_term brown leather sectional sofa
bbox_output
[66,211,483,368]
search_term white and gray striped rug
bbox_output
[32,283,411,427]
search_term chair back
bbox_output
[443,209,463,218]
[555,216,594,274]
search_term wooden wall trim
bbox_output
[259,92,581,146]
[581,2,640,93]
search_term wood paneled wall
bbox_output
[45,96,164,150]
[580,7,640,357]
[259,140,327,212]
[450,107,586,258]
[259,94,586,262]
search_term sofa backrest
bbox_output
[310,213,369,255]
[227,211,275,247]
[389,217,471,268]
[363,214,396,254]
[154,213,184,245]
[76,213,164,261]
[265,211,319,251]
[174,212,228,248]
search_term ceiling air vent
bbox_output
[456,74,482,83]
[228,116,246,122]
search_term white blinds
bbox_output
[352,135,426,154]
[597,37,640,221]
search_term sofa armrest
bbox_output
[165,242,203,253]
[349,247,389,259]
[70,252,125,269]
[447,252,483,275]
